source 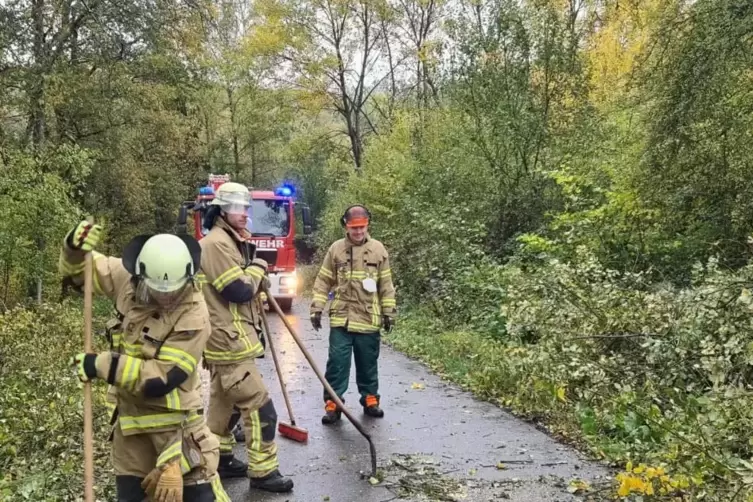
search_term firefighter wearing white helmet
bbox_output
[210,181,252,213]
[61,220,231,502]
[198,181,294,492]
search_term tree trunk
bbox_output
[226,86,240,177]
[31,0,46,304]
[250,141,256,186]
[31,0,46,150]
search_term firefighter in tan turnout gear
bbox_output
[198,181,294,493]
[62,220,231,502]
[310,205,397,424]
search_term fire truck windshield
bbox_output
[247,199,290,237]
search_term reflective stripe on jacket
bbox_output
[58,239,210,436]
[310,235,396,333]
[198,218,266,364]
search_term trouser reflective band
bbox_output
[219,435,236,454]
[211,477,231,502]
[247,399,279,477]
[249,443,279,476]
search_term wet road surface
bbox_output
[204,299,612,501]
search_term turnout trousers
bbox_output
[206,359,280,478]
[323,327,381,406]
[111,418,230,502]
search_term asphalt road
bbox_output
[205,299,612,502]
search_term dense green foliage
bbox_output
[3,0,753,499]
[0,301,114,500]
[311,1,753,499]
[389,254,753,499]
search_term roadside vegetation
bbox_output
[2,0,753,499]
[0,301,114,500]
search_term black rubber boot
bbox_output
[321,400,342,425]
[364,404,384,418]
[249,469,294,493]
[184,482,216,502]
[217,454,248,479]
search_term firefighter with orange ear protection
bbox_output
[61,220,231,502]
[310,205,397,424]
[197,181,293,493]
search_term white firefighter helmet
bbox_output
[136,234,194,292]
[211,182,251,215]
[122,233,201,304]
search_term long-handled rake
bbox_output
[262,285,378,478]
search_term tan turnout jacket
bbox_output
[58,241,210,437]
[197,217,267,364]
[311,235,396,333]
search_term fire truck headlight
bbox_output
[280,275,298,291]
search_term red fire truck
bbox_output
[178,174,312,312]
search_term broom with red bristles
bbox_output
[256,295,309,443]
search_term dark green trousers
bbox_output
[323,327,381,407]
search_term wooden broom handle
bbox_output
[83,233,94,501]
[256,295,297,425]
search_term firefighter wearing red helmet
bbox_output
[61,220,230,502]
[310,204,397,424]
[196,181,293,493]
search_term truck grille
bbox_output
[255,249,278,267]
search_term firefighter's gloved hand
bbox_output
[382,316,393,333]
[142,460,183,502]
[68,220,102,252]
[310,311,322,331]
[261,274,271,291]
[141,466,161,499]
[70,353,99,382]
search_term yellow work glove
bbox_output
[141,467,160,500]
[141,460,183,502]
[68,220,103,251]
